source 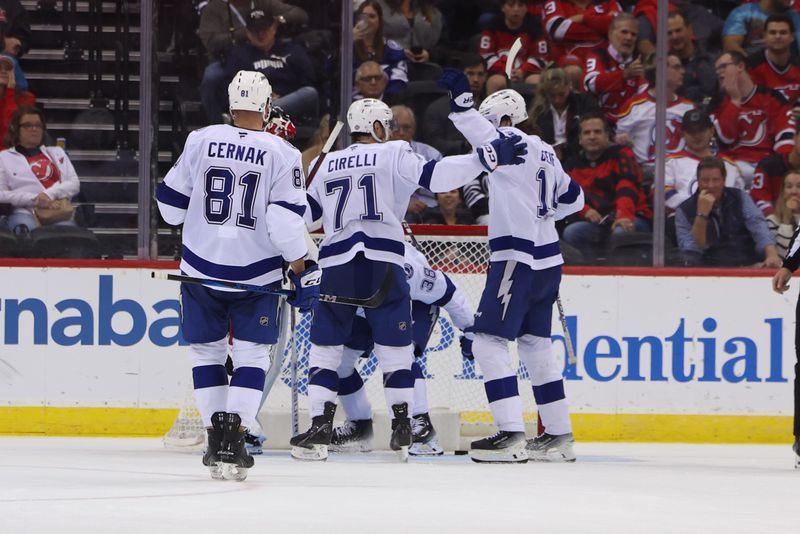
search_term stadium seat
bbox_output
[407,61,443,82]
[29,226,101,259]
[608,232,653,266]
[0,227,18,257]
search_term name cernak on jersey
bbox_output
[327,152,378,172]
[207,141,267,165]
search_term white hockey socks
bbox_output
[411,360,429,417]
[472,333,524,432]
[337,346,373,421]
[227,339,270,430]
[518,335,572,435]
[375,343,415,415]
[307,343,343,417]
[189,338,229,427]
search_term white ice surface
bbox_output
[1,438,799,534]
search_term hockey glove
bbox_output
[476,133,527,172]
[438,68,473,113]
[287,261,321,312]
[459,334,474,360]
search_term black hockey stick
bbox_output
[401,220,423,252]
[151,269,393,309]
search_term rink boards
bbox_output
[0,263,794,443]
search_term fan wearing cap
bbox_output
[664,109,745,213]
[222,8,318,125]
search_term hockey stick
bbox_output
[556,294,576,365]
[290,306,299,436]
[505,37,523,80]
[401,220,422,252]
[306,119,344,186]
[151,270,393,309]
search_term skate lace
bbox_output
[411,417,424,435]
[336,420,357,438]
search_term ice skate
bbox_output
[290,401,336,461]
[525,432,576,463]
[244,419,266,455]
[202,411,226,480]
[794,436,799,469]
[470,430,528,463]
[390,403,412,462]
[218,412,254,481]
[330,419,374,453]
[409,413,443,456]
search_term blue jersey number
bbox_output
[324,173,383,231]
[535,167,558,218]
[204,167,260,228]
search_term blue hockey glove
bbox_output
[476,133,528,172]
[438,68,473,113]
[287,261,321,312]
[459,334,474,360]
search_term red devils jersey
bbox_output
[26,152,61,189]
[710,86,795,164]
[479,13,550,76]
[747,51,800,104]
[563,144,651,221]
[542,0,621,61]
[751,153,792,215]
[583,45,648,123]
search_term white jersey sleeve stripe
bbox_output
[306,193,323,222]
[155,182,190,225]
[271,200,306,218]
[182,245,283,281]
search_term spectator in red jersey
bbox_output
[751,130,800,215]
[583,12,648,124]
[675,157,780,267]
[0,53,34,149]
[767,170,800,259]
[711,50,796,189]
[479,0,549,94]
[541,0,621,62]
[667,11,718,105]
[561,112,652,256]
[528,65,599,161]
[0,107,80,233]
[748,14,800,108]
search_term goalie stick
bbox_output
[151,269,393,309]
[306,119,344,186]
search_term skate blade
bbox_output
[395,445,409,463]
[409,440,444,456]
[528,449,577,463]
[329,441,373,453]
[221,463,249,481]
[470,448,528,464]
[291,444,329,461]
[207,462,224,480]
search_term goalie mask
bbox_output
[478,89,528,127]
[347,98,393,142]
[265,106,297,140]
[228,70,273,123]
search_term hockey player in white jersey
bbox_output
[291,97,527,461]
[439,70,585,463]
[330,242,475,456]
[156,71,320,479]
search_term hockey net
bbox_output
[164,225,541,448]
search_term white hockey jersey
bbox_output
[404,244,474,331]
[615,94,695,166]
[449,109,585,270]
[663,151,745,210]
[306,140,490,269]
[156,124,308,288]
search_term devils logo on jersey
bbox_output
[27,152,60,189]
[736,110,768,147]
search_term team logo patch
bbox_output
[259,316,269,326]
[398,321,407,331]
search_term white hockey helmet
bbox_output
[478,89,528,127]
[228,70,272,121]
[347,98,393,142]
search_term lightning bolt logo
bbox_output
[497,261,515,320]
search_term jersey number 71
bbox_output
[324,173,383,231]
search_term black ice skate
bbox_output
[290,401,336,461]
[330,419,374,453]
[525,432,576,463]
[794,436,799,469]
[202,411,226,480]
[470,430,528,463]
[218,412,254,481]
[409,413,443,456]
[390,403,413,462]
